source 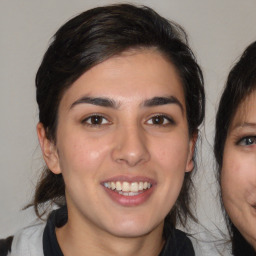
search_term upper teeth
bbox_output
[103,181,151,192]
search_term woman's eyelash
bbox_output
[237,136,256,146]
[146,114,175,126]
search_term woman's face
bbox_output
[39,49,195,238]
[222,91,256,249]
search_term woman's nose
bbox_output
[111,125,150,167]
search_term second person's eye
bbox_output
[237,136,256,146]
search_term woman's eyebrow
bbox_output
[232,122,256,130]
[70,96,120,109]
[142,96,184,114]
[70,95,184,114]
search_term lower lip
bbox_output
[102,186,155,207]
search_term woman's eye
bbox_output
[146,115,174,126]
[238,136,256,146]
[82,115,109,126]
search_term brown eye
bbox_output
[146,115,174,126]
[152,116,165,125]
[83,115,109,126]
[90,116,103,125]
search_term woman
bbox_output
[1,4,205,256]
[215,41,256,255]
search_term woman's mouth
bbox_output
[103,181,152,196]
[101,178,155,206]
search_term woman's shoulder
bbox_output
[0,221,45,256]
[172,229,195,255]
[160,228,195,256]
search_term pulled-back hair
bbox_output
[34,4,205,229]
[214,41,256,255]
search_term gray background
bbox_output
[1,0,256,255]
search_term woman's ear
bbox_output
[185,131,198,173]
[37,123,61,174]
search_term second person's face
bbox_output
[222,91,256,249]
[41,49,195,239]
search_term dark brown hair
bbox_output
[214,41,256,255]
[33,4,205,229]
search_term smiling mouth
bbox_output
[103,181,152,196]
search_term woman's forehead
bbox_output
[59,49,186,109]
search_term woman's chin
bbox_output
[103,219,162,239]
